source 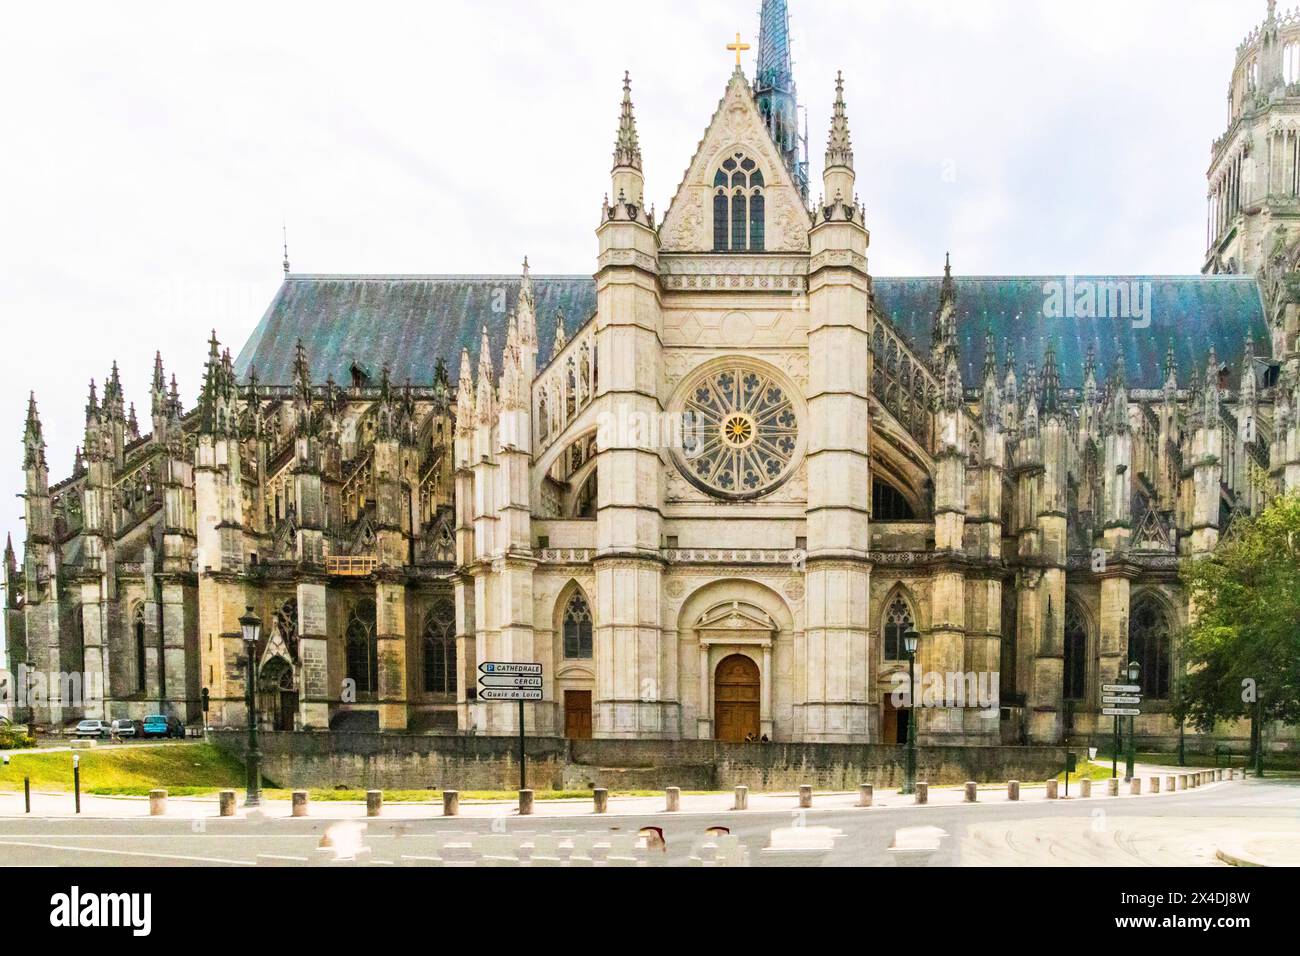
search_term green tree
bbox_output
[1178,493,1300,771]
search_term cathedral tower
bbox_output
[1205,1,1300,275]
[802,74,875,741]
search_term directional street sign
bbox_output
[478,687,544,702]
[479,675,543,689]
[480,662,543,676]
[1102,695,1142,705]
[1102,707,1141,717]
[1102,684,1142,695]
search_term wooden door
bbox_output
[564,690,593,740]
[278,691,298,732]
[714,655,760,742]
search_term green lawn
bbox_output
[1054,761,1119,785]
[0,746,719,802]
[0,743,247,795]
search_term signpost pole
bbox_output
[1111,716,1118,779]
[519,698,526,792]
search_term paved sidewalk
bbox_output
[0,764,1235,822]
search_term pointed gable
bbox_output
[659,70,810,254]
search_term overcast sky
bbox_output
[0,0,1267,653]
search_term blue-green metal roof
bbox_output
[871,275,1267,389]
[234,275,598,387]
[234,273,1267,390]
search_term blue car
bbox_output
[142,714,184,739]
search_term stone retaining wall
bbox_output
[210,732,1068,792]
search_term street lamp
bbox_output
[901,626,920,796]
[1125,660,1140,781]
[239,607,263,808]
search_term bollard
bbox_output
[24,777,31,814]
[915,782,928,805]
[858,783,874,808]
[1007,780,1020,801]
[733,785,749,811]
[292,790,309,818]
[443,790,460,816]
[1107,778,1120,797]
[366,790,383,818]
[1080,778,1092,799]
[218,790,237,817]
[593,788,608,814]
[1149,777,1161,794]
[799,785,813,809]
[518,789,534,816]
[149,789,168,817]
[964,781,978,803]
[1130,777,1142,796]
[1045,779,1059,800]
[1165,775,1176,793]
[665,787,681,812]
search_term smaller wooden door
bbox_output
[714,655,761,742]
[565,690,593,740]
[278,691,299,732]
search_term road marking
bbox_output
[0,840,254,865]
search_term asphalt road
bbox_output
[0,778,1295,867]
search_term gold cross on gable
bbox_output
[727,32,750,67]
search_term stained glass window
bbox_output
[1063,600,1087,701]
[712,153,766,252]
[678,364,799,500]
[563,592,593,660]
[883,598,914,662]
[423,599,456,695]
[1129,596,1171,699]
[345,599,378,695]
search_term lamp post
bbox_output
[239,607,263,808]
[1125,660,1140,781]
[901,626,920,796]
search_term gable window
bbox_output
[712,153,765,253]
[345,599,378,695]
[563,591,594,660]
[882,596,914,662]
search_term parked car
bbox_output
[73,719,109,739]
[142,714,184,739]
[110,718,141,740]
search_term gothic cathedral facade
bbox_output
[7,1,1300,750]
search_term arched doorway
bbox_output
[258,657,298,732]
[714,655,760,742]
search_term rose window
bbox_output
[677,364,800,500]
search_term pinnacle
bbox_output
[825,70,854,170]
[613,71,642,171]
